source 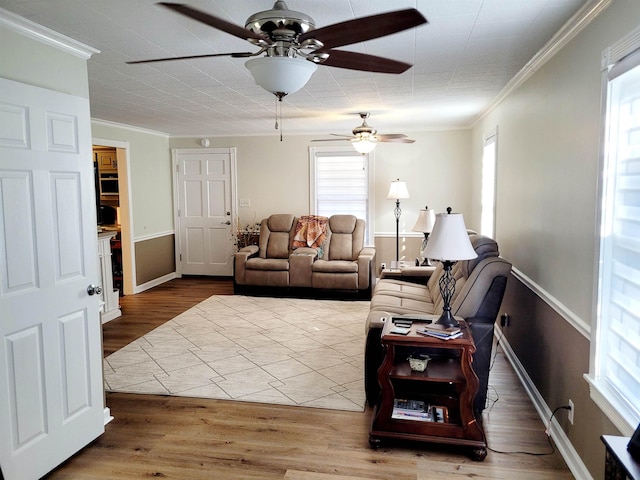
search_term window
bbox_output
[587,29,640,434]
[481,129,498,238]
[309,146,374,244]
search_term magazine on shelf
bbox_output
[416,329,463,340]
[418,323,460,335]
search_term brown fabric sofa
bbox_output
[364,234,512,415]
[234,214,376,299]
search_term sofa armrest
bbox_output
[234,245,259,284]
[357,247,376,289]
[289,247,318,287]
[466,316,498,415]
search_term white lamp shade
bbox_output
[423,212,477,261]
[412,208,436,233]
[245,56,317,95]
[387,179,410,199]
[351,138,377,154]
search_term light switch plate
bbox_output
[239,199,250,207]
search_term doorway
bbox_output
[92,138,135,295]
[173,148,237,276]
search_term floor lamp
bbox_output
[423,210,477,327]
[387,179,410,267]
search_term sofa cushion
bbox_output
[258,214,296,259]
[462,235,499,277]
[324,215,363,261]
[246,257,289,271]
[373,278,429,301]
[312,259,358,273]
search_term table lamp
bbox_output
[423,208,477,327]
[412,206,436,266]
[387,179,410,267]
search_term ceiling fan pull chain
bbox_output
[279,99,283,142]
[274,95,279,131]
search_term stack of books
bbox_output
[415,323,462,340]
[392,398,449,423]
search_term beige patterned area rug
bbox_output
[104,295,370,412]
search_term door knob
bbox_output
[222,221,231,225]
[87,284,103,296]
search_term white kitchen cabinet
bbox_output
[98,231,121,323]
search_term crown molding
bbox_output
[472,0,614,127]
[91,118,170,138]
[0,7,99,59]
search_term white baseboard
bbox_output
[496,327,593,480]
[103,407,114,426]
[134,272,177,294]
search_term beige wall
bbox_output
[170,128,473,237]
[91,122,172,238]
[0,23,89,98]
[471,1,640,478]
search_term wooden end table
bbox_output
[369,315,487,460]
[601,435,640,480]
[380,263,436,284]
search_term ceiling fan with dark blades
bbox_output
[127,1,428,98]
[312,112,415,153]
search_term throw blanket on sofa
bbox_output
[292,215,328,255]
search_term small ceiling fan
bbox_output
[127,1,428,99]
[312,113,415,153]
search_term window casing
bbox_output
[481,129,497,238]
[309,147,374,245]
[587,28,640,435]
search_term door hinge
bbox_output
[179,253,182,261]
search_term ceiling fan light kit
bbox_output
[245,56,317,96]
[351,138,377,154]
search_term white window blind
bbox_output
[595,50,640,430]
[309,147,373,244]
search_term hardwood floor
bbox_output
[46,277,574,479]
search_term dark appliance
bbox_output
[100,172,119,195]
[100,205,117,226]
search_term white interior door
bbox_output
[174,148,236,276]
[0,78,105,479]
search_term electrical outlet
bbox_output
[380,263,386,271]
[568,399,574,424]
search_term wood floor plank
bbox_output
[285,470,384,480]
[44,277,574,479]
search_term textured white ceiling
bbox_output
[0,0,588,136]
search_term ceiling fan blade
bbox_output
[299,8,427,50]
[321,50,412,74]
[311,138,350,142]
[158,2,272,45]
[375,133,408,140]
[330,133,355,138]
[378,138,415,143]
[126,51,256,64]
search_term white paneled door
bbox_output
[174,148,236,276]
[0,78,105,479]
